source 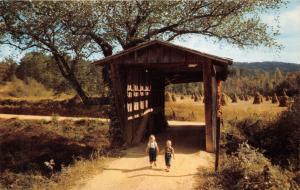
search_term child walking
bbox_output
[146,134,159,168]
[164,140,175,172]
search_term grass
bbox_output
[0,79,73,101]
[1,156,109,190]
[165,95,286,122]
[195,96,300,190]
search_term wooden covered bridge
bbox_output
[95,40,232,153]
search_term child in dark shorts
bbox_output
[164,140,175,172]
[145,134,159,168]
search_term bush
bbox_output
[229,97,300,171]
[6,77,53,98]
[180,95,184,100]
[199,143,295,190]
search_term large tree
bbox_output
[0,0,286,103]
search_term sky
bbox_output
[0,0,299,64]
[173,0,300,64]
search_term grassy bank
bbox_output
[196,97,300,190]
[0,118,116,189]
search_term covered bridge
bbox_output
[95,40,233,153]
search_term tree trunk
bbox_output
[67,73,90,105]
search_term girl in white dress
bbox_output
[145,134,159,168]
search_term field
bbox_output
[165,95,286,122]
[0,94,298,189]
[0,80,109,118]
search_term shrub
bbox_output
[198,143,294,190]
[6,77,53,98]
[180,95,184,100]
[194,95,199,102]
[231,97,300,171]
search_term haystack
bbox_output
[221,93,228,106]
[198,95,202,101]
[165,92,171,102]
[171,94,177,102]
[244,95,249,101]
[272,93,278,104]
[239,94,245,101]
[265,96,270,101]
[232,93,238,103]
[279,91,289,107]
[253,92,263,104]
[194,95,199,102]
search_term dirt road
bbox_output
[0,113,109,122]
[75,123,214,190]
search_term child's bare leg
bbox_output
[166,166,170,172]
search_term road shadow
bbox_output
[124,124,206,158]
[128,173,200,178]
[102,166,164,173]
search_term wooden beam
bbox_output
[110,63,127,141]
[203,60,217,153]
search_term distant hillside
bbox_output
[233,61,300,72]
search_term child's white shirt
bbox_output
[147,142,157,148]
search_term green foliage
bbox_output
[0,58,17,83]
[16,52,71,93]
[14,52,106,97]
